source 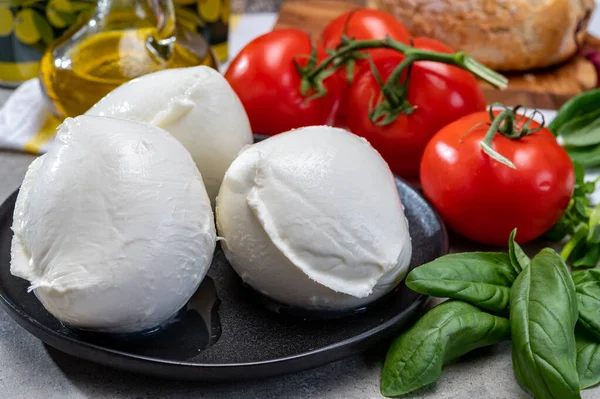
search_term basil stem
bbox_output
[508,229,529,273]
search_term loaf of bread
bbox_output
[372,0,595,71]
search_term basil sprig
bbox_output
[381,230,600,397]
[544,162,600,267]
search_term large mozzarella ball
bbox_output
[216,126,411,310]
[86,66,253,205]
[10,115,216,333]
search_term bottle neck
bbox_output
[92,0,176,59]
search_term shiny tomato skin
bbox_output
[345,37,486,179]
[420,111,575,246]
[224,29,341,135]
[322,9,410,57]
[321,9,411,127]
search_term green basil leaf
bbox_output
[567,145,600,168]
[574,161,586,183]
[574,183,596,198]
[509,229,529,274]
[572,244,600,268]
[588,205,600,244]
[575,198,589,220]
[549,89,600,135]
[510,248,580,399]
[559,113,600,147]
[572,269,600,341]
[544,217,572,241]
[405,252,516,313]
[380,301,510,397]
[576,326,600,389]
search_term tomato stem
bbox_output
[479,105,546,169]
[480,109,517,169]
[368,55,416,125]
[306,37,508,89]
[302,36,508,125]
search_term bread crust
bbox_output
[373,0,595,71]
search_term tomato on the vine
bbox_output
[345,37,486,180]
[224,29,341,135]
[420,109,575,246]
[321,9,411,126]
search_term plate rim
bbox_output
[0,179,448,378]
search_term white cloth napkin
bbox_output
[0,79,59,153]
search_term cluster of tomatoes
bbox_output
[225,9,487,180]
[225,9,575,247]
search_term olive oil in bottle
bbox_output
[39,0,217,118]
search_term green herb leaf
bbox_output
[510,248,580,399]
[567,145,600,168]
[587,205,600,244]
[575,198,589,220]
[545,161,593,244]
[574,161,586,183]
[559,112,600,147]
[572,269,600,341]
[549,88,600,136]
[508,229,529,273]
[405,253,516,313]
[572,244,600,268]
[545,217,572,241]
[576,326,600,389]
[380,301,510,397]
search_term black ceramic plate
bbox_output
[0,178,447,381]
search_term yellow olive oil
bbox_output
[40,26,217,118]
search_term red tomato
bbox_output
[345,37,486,179]
[420,111,575,246]
[225,29,341,135]
[322,9,410,58]
[321,9,411,127]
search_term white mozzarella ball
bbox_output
[216,126,411,310]
[86,66,253,205]
[11,115,216,333]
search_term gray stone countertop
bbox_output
[0,86,599,399]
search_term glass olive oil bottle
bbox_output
[39,0,217,118]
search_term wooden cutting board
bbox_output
[274,0,600,109]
